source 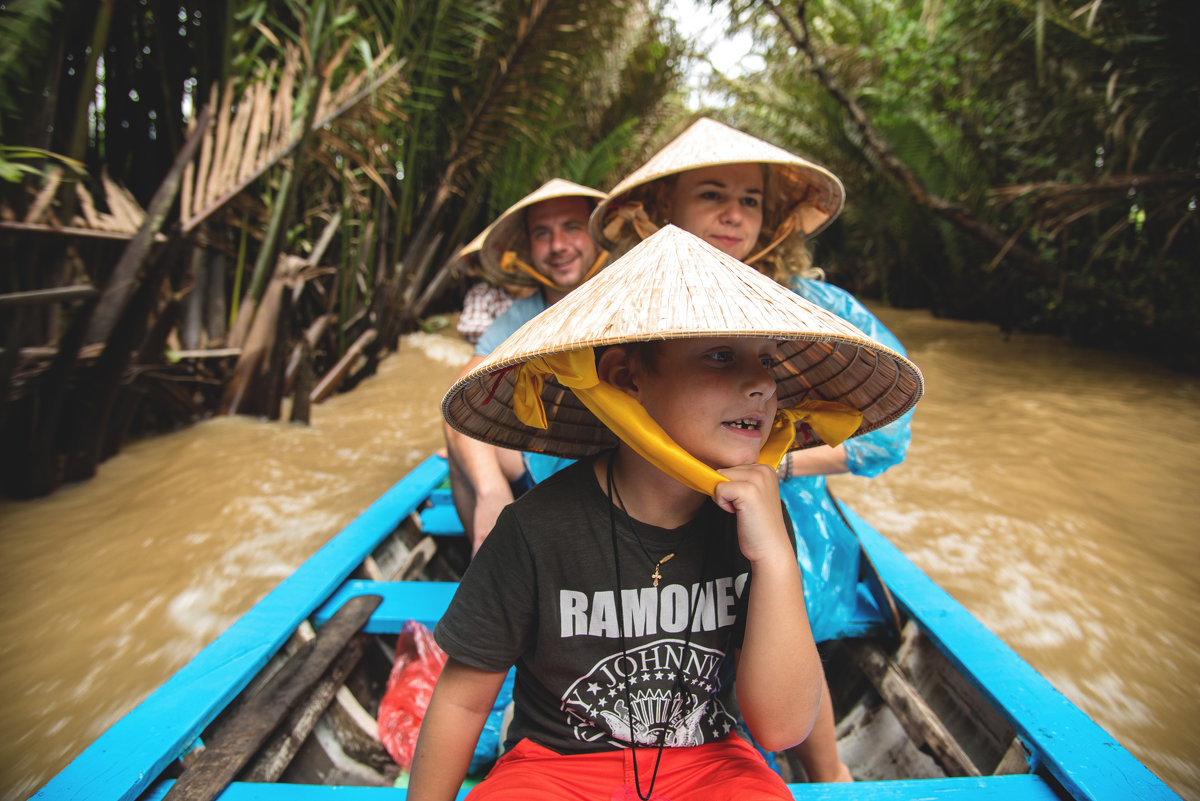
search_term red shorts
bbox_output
[465,735,791,800]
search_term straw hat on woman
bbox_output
[588,118,915,783]
[592,117,843,283]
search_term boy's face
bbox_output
[667,163,765,262]
[525,196,598,295]
[630,337,780,469]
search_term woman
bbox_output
[590,117,915,783]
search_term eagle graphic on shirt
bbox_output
[561,639,738,747]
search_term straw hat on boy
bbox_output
[590,118,845,261]
[443,225,922,496]
[479,178,607,290]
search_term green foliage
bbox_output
[716,0,1200,371]
[0,145,83,183]
[0,0,60,135]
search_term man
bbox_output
[443,179,605,550]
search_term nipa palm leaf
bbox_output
[180,43,404,234]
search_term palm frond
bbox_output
[180,43,404,233]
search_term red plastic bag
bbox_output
[377,619,449,769]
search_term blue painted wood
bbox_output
[419,504,465,536]
[141,781,469,800]
[140,774,1061,800]
[34,456,451,801]
[843,503,1181,801]
[312,580,458,632]
[785,775,1064,800]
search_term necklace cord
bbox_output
[606,454,709,800]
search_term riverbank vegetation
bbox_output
[1,0,1195,498]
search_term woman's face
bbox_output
[667,163,765,261]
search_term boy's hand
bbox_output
[712,463,791,563]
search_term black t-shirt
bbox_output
[435,457,774,754]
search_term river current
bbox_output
[1,306,1197,799]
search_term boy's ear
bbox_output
[596,345,639,397]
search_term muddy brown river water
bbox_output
[1,307,1197,800]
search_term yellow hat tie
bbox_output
[602,201,661,244]
[582,249,609,282]
[606,196,801,269]
[744,198,805,266]
[500,249,609,291]
[510,349,863,498]
[500,250,558,289]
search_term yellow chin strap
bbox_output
[499,249,609,291]
[604,197,799,270]
[509,348,863,498]
[744,200,804,266]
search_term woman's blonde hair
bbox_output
[605,166,824,284]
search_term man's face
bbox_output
[526,196,598,297]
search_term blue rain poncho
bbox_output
[784,277,913,642]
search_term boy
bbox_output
[415,226,923,799]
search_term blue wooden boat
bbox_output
[34,454,1180,801]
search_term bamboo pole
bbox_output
[309,328,376,404]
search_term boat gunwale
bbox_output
[33,455,450,801]
[844,502,1179,801]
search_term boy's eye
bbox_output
[708,349,734,363]
[760,355,779,368]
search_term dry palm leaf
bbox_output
[180,44,404,234]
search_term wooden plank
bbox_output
[35,455,450,801]
[163,596,380,801]
[846,505,1182,801]
[241,635,368,782]
[0,220,167,241]
[849,641,981,777]
[141,773,1061,801]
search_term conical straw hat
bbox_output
[453,224,492,277]
[443,225,922,458]
[479,178,606,276]
[590,118,845,250]
[458,225,490,261]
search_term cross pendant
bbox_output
[651,566,662,587]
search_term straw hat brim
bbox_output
[443,226,922,458]
[457,225,490,260]
[590,118,846,250]
[479,179,606,276]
